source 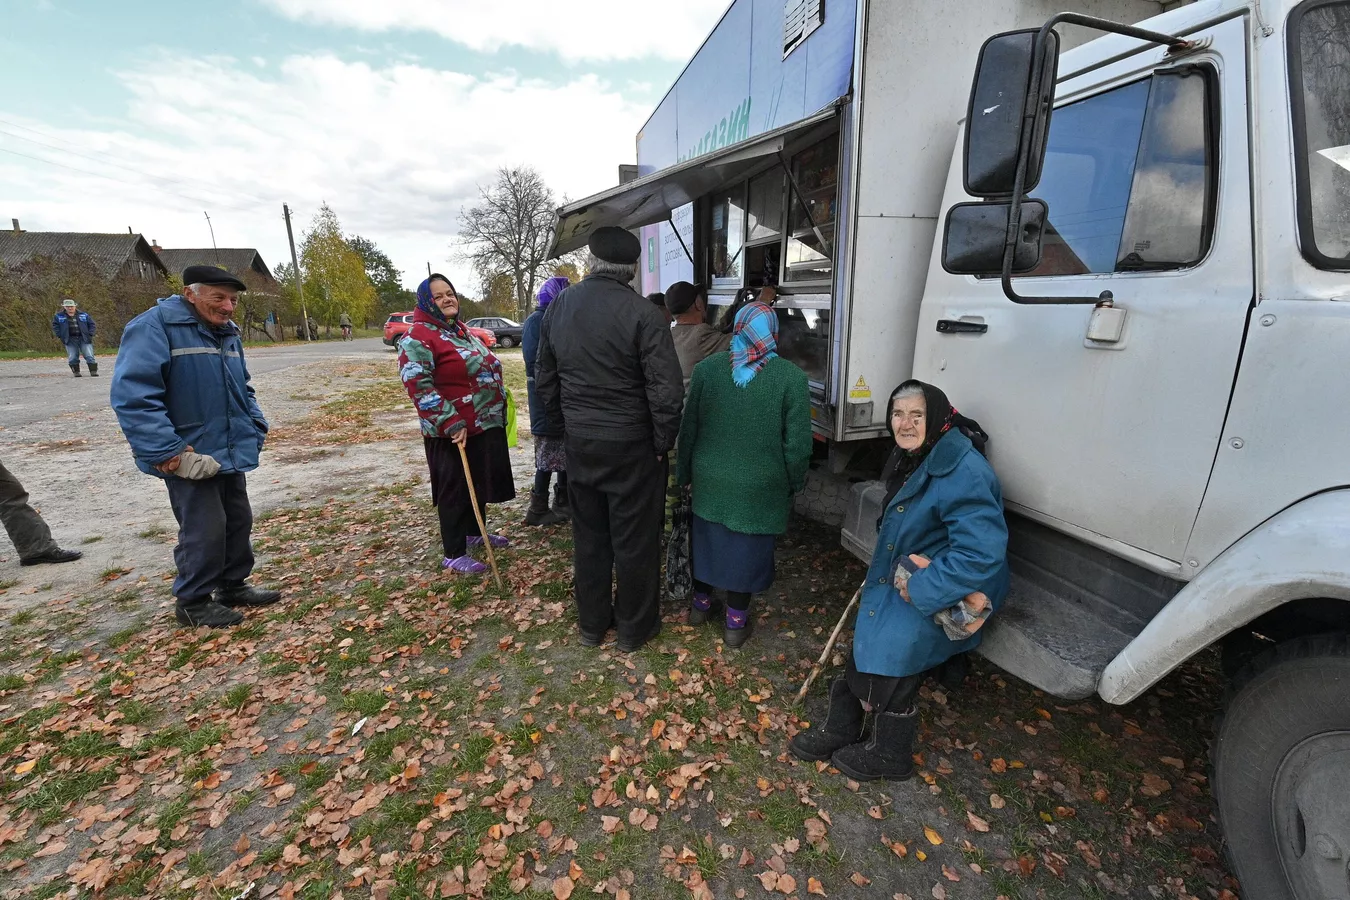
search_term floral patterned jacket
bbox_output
[397,307,506,438]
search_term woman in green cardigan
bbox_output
[676,301,813,647]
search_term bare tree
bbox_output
[458,166,559,321]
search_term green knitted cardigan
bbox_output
[676,352,813,535]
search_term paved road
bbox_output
[0,338,394,429]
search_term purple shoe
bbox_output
[443,555,489,575]
[466,534,510,550]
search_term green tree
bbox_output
[299,204,377,335]
[347,235,414,322]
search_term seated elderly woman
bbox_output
[790,380,1009,781]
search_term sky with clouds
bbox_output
[0,0,730,293]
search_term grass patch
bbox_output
[80,535,104,545]
[0,578,18,591]
[9,609,35,627]
[225,683,254,711]
[0,674,25,693]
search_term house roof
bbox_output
[156,248,275,283]
[0,231,168,280]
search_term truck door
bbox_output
[914,16,1252,567]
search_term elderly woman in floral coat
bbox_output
[398,274,516,574]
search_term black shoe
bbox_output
[789,677,866,762]
[88,363,99,377]
[552,485,570,519]
[830,707,918,782]
[617,619,661,653]
[688,595,722,626]
[216,584,282,607]
[20,547,83,566]
[579,630,606,647]
[175,598,244,628]
[524,490,566,527]
[723,618,754,649]
[71,367,82,378]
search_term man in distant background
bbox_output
[51,298,97,377]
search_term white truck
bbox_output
[551,1,1350,896]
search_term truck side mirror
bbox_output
[963,29,1059,198]
[941,200,1048,275]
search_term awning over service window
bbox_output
[549,101,843,258]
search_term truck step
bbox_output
[839,481,1169,700]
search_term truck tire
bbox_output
[1212,634,1350,900]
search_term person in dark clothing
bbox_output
[398,274,516,574]
[536,226,684,652]
[647,292,671,325]
[521,276,571,527]
[789,381,1008,781]
[111,266,281,628]
[0,458,83,566]
[52,299,98,377]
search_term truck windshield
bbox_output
[1292,0,1350,269]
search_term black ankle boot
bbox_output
[524,489,565,526]
[175,598,244,628]
[830,706,918,782]
[88,362,99,377]
[216,583,282,608]
[552,483,570,519]
[71,364,81,377]
[789,677,865,762]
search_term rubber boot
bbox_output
[789,677,865,762]
[723,606,754,649]
[88,361,99,377]
[524,489,565,527]
[552,483,571,519]
[830,706,918,782]
[688,591,721,626]
[175,598,244,628]
[71,363,82,378]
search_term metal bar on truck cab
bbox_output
[778,150,832,257]
[667,212,695,265]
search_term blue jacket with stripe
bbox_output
[110,296,268,478]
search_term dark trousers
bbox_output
[565,437,666,643]
[0,459,57,560]
[165,473,254,602]
[438,499,484,558]
[533,470,568,495]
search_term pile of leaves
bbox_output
[0,479,1239,900]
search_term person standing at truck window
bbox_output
[789,380,1009,781]
[536,226,684,653]
[647,292,672,325]
[666,282,730,392]
[521,275,571,527]
[676,301,812,648]
[52,299,98,377]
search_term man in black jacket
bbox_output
[537,227,683,652]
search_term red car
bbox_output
[384,312,496,348]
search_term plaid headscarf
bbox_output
[730,301,778,387]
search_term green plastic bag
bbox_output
[504,388,518,448]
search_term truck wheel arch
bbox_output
[1099,490,1350,705]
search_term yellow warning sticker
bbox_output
[848,376,871,400]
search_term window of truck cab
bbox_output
[1289,0,1350,270]
[1014,65,1218,278]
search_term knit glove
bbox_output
[175,451,222,480]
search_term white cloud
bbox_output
[1,52,652,293]
[261,0,731,62]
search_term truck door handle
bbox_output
[936,319,988,334]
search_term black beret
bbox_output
[664,281,704,315]
[588,226,641,265]
[182,265,247,292]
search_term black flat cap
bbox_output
[588,226,641,265]
[182,265,247,292]
[664,281,705,315]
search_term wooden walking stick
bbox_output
[795,584,863,705]
[457,442,504,592]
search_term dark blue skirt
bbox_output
[692,515,776,594]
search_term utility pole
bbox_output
[283,204,312,341]
[204,211,219,264]
[426,261,432,277]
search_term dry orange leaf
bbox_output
[651,719,666,738]
[989,794,1006,809]
[552,876,575,900]
[13,760,36,776]
[924,826,943,846]
[966,811,990,833]
[807,876,827,896]
[777,874,797,894]
[849,873,870,887]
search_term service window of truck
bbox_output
[1290,0,1350,268]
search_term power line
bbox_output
[0,145,259,215]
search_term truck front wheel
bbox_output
[1213,635,1350,900]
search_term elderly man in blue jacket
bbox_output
[110,265,280,628]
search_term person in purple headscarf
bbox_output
[521,275,572,526]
